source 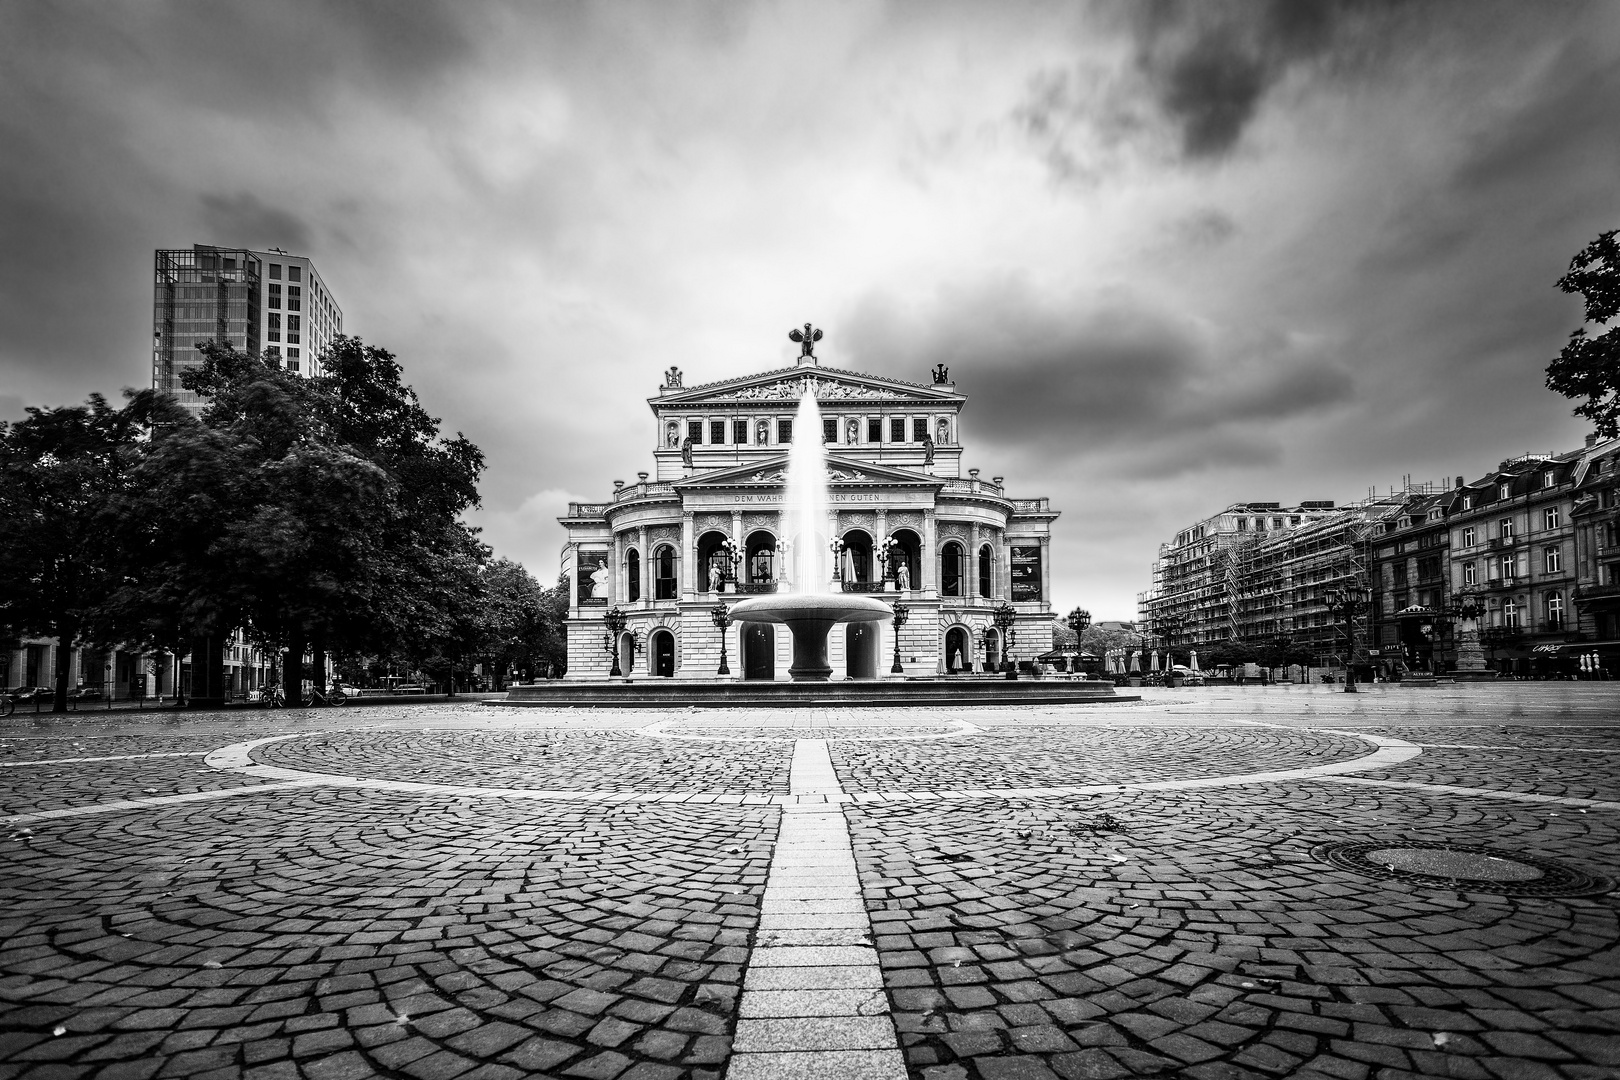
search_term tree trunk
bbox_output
[285,625,306,708]
[311,632,327,699]
[52,619,77,714]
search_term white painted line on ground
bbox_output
[0,752,208,767]
[0,780,328,826]
[727,740,905,1080]
[1318,775,1620,810]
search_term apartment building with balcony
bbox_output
[1445,443,1611,674]
[1366,490,1452,672]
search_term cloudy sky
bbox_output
[3,1,1617,619]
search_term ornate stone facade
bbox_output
[557,346,1058,680]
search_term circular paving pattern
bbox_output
[1312,839,1616,897]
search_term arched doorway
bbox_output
[890,529,921,591]
[619,632,637,674]
[744,623,775,680]
[651,630,675,677]
[945,627,970,673]
[941,542,964,597]
[697,531,729,594]
[653,545,677,600]
[840,530,873,586]
[745,531,776,587]
[845,623,878,679]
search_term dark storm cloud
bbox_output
[842,278,1352,476]
[200,194,313,253]
[1018,0,1444,168]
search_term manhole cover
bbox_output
[1313,840,1614,897]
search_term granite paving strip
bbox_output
[728,740,906,1080]
[0,779,327,825]
[0,751,209,767]
[1320,774,1620,810]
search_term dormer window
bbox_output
[1499,482,1511,500]
[1462,495,1473,510]
[1544,470,1557,488]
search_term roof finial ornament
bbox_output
[932,362,949,384]
[788,322,823,361]
[664,365,683,388]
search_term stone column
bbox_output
[681,511,695,600]
[638,526,649,606]
[923,509,938,596]
[968,523,981,602]
[1039,535,1051,606]
[567,542,580,616]
[1002,536,1013,601]
[611,530,622,605]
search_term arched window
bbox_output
[978,545,994,597]
[654,545,677,600]
[1546,591,1564,631]
[746,531,775,584]
[697,531,729,593]
[626,549,641,603]
[941,541,963,597]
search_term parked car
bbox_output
[5,686,52,704]
[69,685,102,700]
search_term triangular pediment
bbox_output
[675,453,942,489]
[655,365,961,406]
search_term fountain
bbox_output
[727,390,892,680]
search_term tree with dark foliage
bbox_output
[0,392,175,712]
[1547,230,1620,435]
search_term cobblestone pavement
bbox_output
[0,684,1617,1079]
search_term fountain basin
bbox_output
[729,593,894,681]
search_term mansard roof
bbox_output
[673,452,943,490]
[651,364,962,409]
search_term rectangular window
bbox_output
[1463,561,1476,586]
[710,420,725,444]
[823,418,836,443]
[1544,470,1557,488]
[1392,563,1407,585]
[288,266,302,282]
[1499,482,1511,500]
[687,420,702,444]
[733,420,748,444]
[1543,507,1560,530]
[868,418,882,443]
[1504,601,1520,627]
[287,347,300,359]
[268,284,281,310]
[1462,526,1475,547]
[913,418,928,443]
[1500,554,1515,580]
[891,418,906,442]
[778,418,792,443]
[1462,495,1473,510]
[268,264,281,280]
[1500,518,1514,539]
[287,286,301,311]
[1545,546,1562,573]
[286,314,300,344]
[267,313,281,342]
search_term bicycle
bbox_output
[306,686,348,708]
[260,685,286,709]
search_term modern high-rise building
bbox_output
[152,244,343,412]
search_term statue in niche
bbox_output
[681,437,693,467]
[756,418,769,445]
[708,562,723,594]
[936,417,949,445]
[846,417,859,443]
[896,562,911,592]
[666,422,680,448]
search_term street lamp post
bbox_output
[994,602,1018,680]
[604,606,629,678]
[710,603,734,676]
[1324,586,1372,693]
[1066,607,1091,675]
[890,601,909,674]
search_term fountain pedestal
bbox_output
[729,593,894,682]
